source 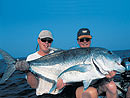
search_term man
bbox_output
[75,28,117,98]
[126,83,130,98]
[122,57,130,98]
[126,57,130,98]
[26,30,63,96]
[126,85,130,98]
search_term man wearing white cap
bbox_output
[26,30,61,96]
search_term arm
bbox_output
[27,72,39,88]
[126,86,130,98]
[57,78,67,90]
[27,72,66,90]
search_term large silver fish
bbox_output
[0,47,125,93]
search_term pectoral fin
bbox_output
[58,64,92,78]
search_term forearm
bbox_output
[27,72,39,88]
[126,86,130,98]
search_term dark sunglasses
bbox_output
[79,38,90,42]
[40,38,53,43]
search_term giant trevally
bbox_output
[0,47,125,94]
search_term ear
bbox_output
[89,40,91,43]
[77,40,80,44]
[37,38,40,44]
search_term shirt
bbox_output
[26,48,60,96]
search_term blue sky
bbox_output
[0,0,130,58]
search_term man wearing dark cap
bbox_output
[75,28,118,98]
[77,28,92,48]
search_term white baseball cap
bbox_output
[38,30,53,40]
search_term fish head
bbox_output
[92,48,125,74]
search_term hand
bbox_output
[57,78,67,90]
[15,60,29,71]
[105,71,116,78]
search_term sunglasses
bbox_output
[40,38,53,43]
[79,38,90,42]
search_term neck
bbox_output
[38,49,50,56]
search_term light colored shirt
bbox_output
[26,48,59,96]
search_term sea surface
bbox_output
[0,50,130,98]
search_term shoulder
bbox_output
[26,52,42,61]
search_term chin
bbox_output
[82,45,90,48]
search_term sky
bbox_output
[0,0,130,58]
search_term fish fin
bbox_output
[49,47,64,53]
[51,86,65,94]
[58,64,92,78]
[83,79,92,91]
[56,86,65,94]
[49,81,57,93]
[49,81,65,94]
[0,64,16,84]
[0,49,16,64]
[0,49,16,84]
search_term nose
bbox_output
[45,41,49,44]
[83,40,87,42]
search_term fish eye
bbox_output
[108,51,112,54]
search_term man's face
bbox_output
[77,38,91,48]
[38,38,53,52]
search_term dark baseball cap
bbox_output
[77,28,92,39]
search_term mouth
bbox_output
[82,43,88,46]
[43,44,49,48]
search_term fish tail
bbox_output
[0,48,16,84]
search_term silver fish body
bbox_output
[0,47,125,93]
[28,47,125,92]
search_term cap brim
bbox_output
[39,36,53,40]
[78,35,92,39]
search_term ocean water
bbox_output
[0,50,130,98]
